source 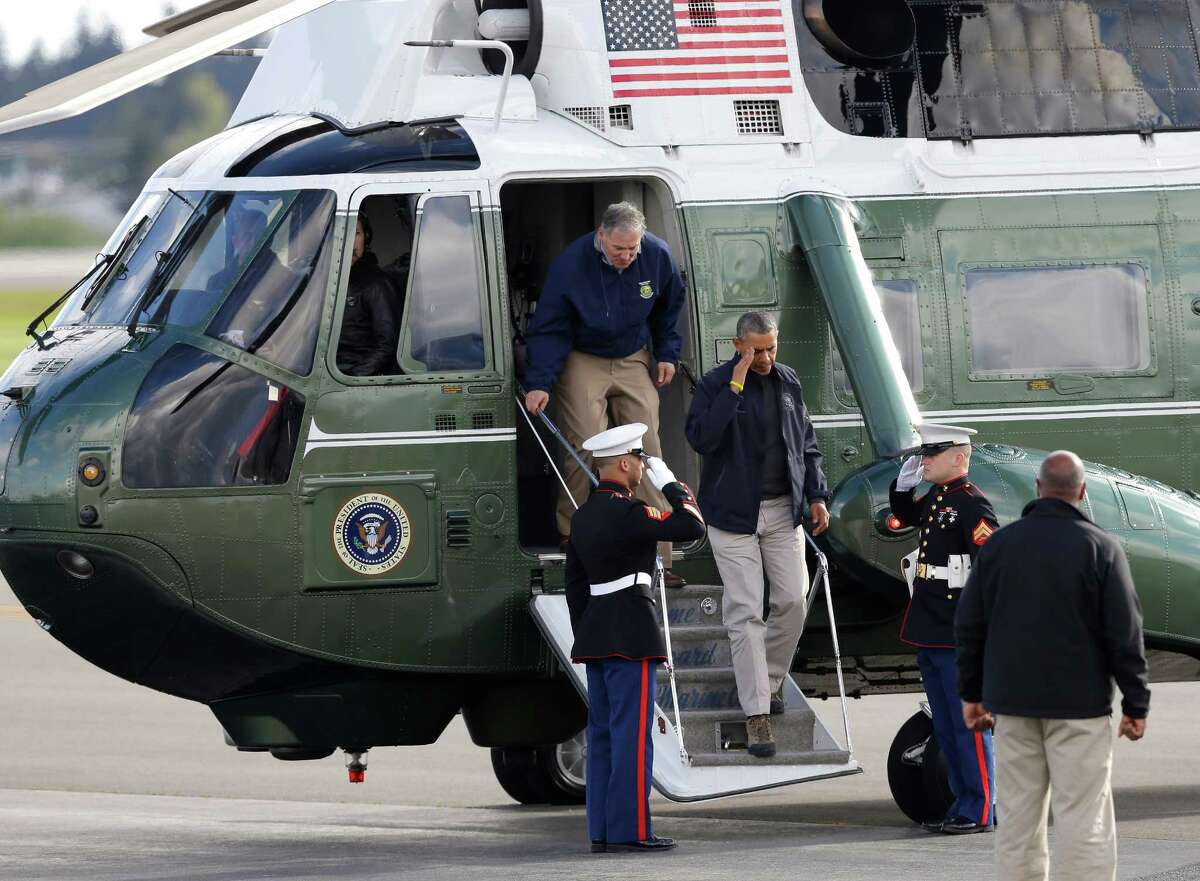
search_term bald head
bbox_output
[1037,450,1087,505]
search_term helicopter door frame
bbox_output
[333,180,506,386]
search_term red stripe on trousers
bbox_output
[637,659,649,841]
[974,730,990,825]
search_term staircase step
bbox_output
[663,585,725,628]
[667,625,732,668]
[674,707,817,756]
[655,666,740,711]
[688,748,852,768]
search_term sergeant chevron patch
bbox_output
[972,519,995,546]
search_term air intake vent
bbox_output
[734,100,783,136]
[688,0,717,27]
[446,510,472,548]
[434,414,457,433]
[608,105,633,130]
[564,106,607,130]
[471,411,495,430]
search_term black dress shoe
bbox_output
[942,816,991,835]
[607,836,677,852]
[663,571,687,589]
[921,818,945,833]
[590,840,606,853]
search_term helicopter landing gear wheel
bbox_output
[887,710,954,824]
[490,728,587,805]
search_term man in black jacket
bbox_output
[685,311,829,757]
[336,216,399,376]
[566,423,705,854]
[956,450,1150,881]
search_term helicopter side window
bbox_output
[123,344,305,489]
[207,190,336,376]
[335,194,414,377]
[835,279,924,397]
[399,195,488,374]
[963,264,1151,375]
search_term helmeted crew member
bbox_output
[889,423,999,835]
[525,202,687,585]
[565,422,705,854]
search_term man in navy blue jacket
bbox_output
[524,202,686,582]
[685,311,829,756]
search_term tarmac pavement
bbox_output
[1,578,1198,881]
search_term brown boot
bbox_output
[746,714,776,758]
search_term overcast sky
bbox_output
[3,2,175,64]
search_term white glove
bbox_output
[896,455,924,491]
[644,456,677,491]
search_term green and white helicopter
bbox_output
[1,0,1197,821]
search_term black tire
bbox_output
[490,729,587,806]
[887,710,953,824]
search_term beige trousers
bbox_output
[554,349,670,563]
[994,714,1117,881]
[708,497,808,717]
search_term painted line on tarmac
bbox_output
[0,605,29,619]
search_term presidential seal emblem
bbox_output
[333,493,412,575]
[638,281,654,299]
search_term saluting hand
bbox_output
[731,346,754,390]
[656,362,676,388]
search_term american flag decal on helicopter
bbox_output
[602,0,793,98]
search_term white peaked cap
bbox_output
[912,422,978,454]
[583,422,648,459]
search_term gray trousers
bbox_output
[708,497,808,717]
[994,714,1117,881]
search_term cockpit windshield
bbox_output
[51,188,337,375]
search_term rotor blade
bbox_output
[0,0,336,138]
[144,0,261,38]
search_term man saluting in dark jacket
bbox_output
[565,423,705,855]
[685,311,829,758]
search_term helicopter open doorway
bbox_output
[497,175,702,554]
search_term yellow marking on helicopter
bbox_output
[0,605,30,619]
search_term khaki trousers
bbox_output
[555,349,670,563]
[708,497,808,717]
[994,714,1117,881]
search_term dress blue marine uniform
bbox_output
[889,426,1000,833]
[565,426,705,852]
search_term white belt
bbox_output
[916,563,950,581]
[590,572,652,596]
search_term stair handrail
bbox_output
[806,533,853,756]
[515,393,689,762]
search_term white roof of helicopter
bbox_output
[6,0,1200,202]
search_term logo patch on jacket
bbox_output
[638,281,654,299]
[781,393,796,411]
[972,519,994,545]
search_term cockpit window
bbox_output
[206,190,336,376]
[55,191,198,328]
[123,344,304,489]
[54,189,334,342]
[134,191,291,328]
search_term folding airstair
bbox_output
[531,541,859,801]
